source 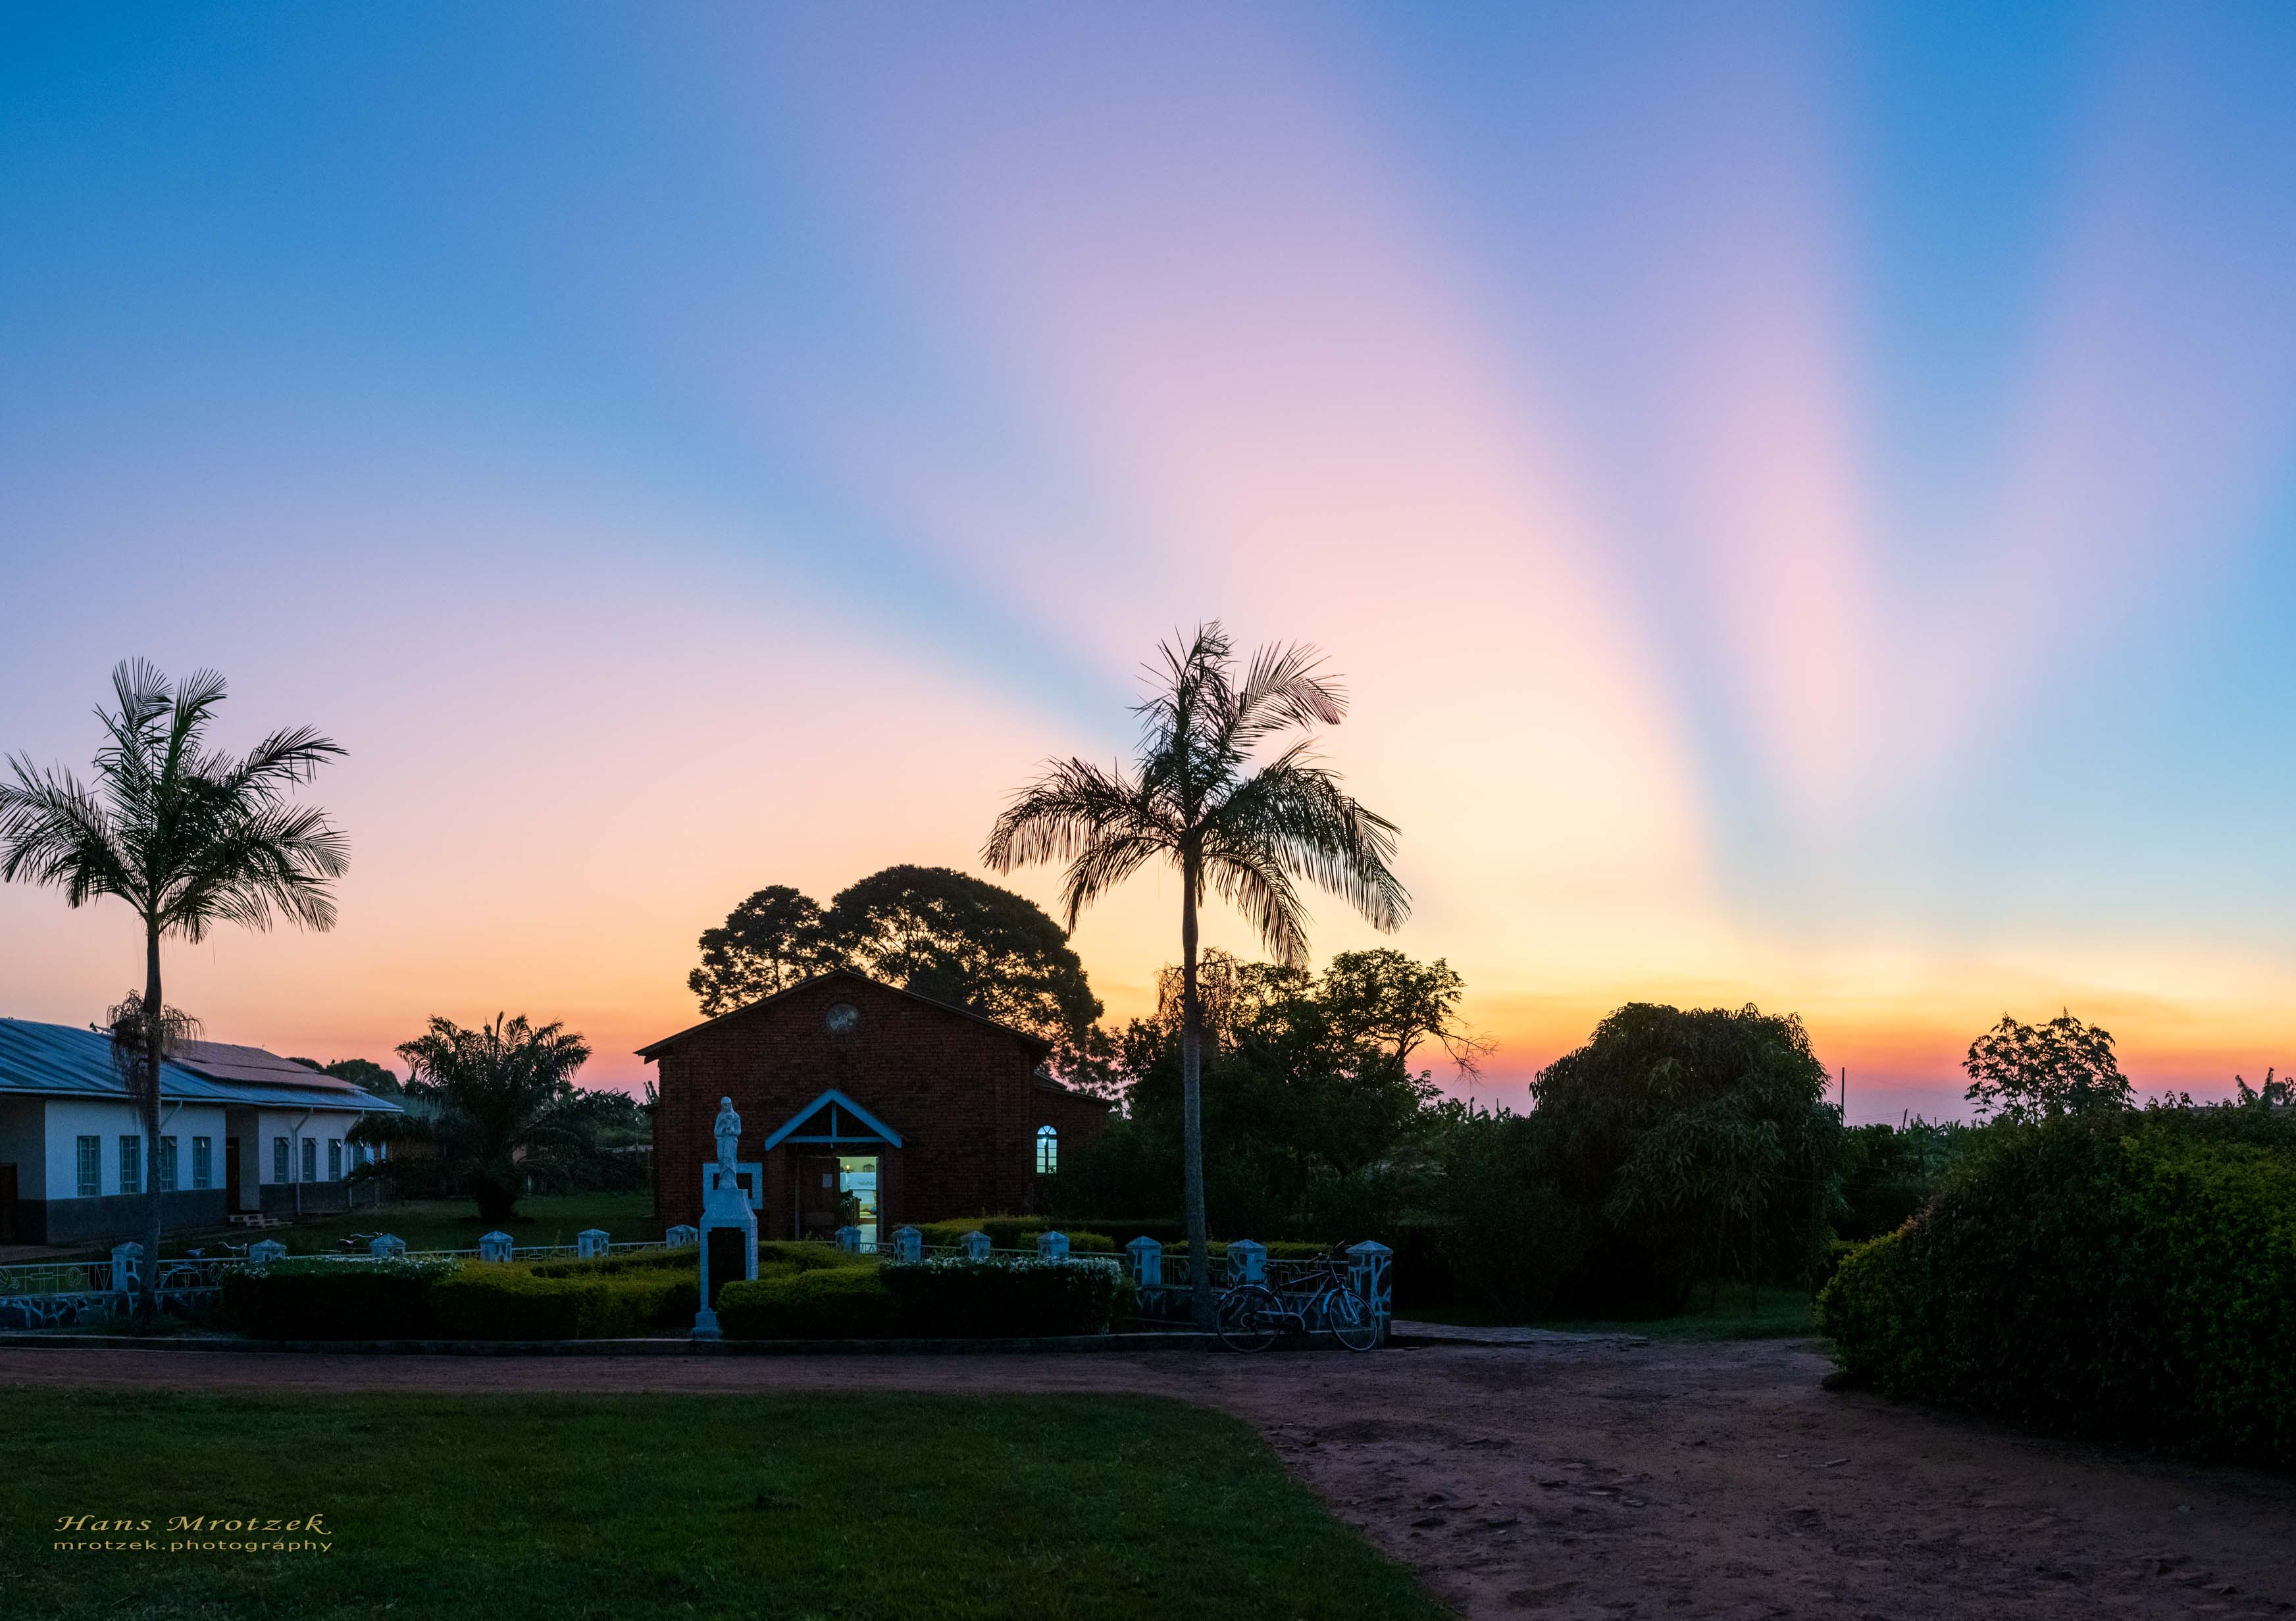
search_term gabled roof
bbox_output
[0,1019,403,1114]
[636,966,1055,1060]
[761,1088,905,1150]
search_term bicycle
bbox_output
[1215,1250,1381,1353]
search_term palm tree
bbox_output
[0,661,345,1319]
[984,624,1408,1325]
[365,1013,602,1224]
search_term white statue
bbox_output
[712,1096,742,1179]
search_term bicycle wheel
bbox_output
[1217,1285,1282,1352]
[1325,1288,1381,1352]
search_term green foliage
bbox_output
[366,1013,628,1222]
[287,1056,402,1097]
[717,1267,904,1339]
[430,1267,695,1340]
[915,1216,1115,1252]
[684,867,1102,1051]
[1832,1119,1966,1241]
[688,885,838,1015]
[221,1255,693,1341]
[526,1247,696,1279]
[1427,1108,1588,1318]
[880,1258,1133,1337]
[1818,1108,2296,1465]
[1962,1010,2132,1123]
[219,1257,455,1340]
[755,1239,877,1272]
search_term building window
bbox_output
[301,1137,317,1183]
[157,1135,179,1192]
[1035,1124,1058,1175]
[272,1137,289,1184]
[328,1139,342,1181]
[118,1136,141,1196]
[192,1137,213,1191]
[76,1136,101,1198]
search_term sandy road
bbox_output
[5,1335,2291,1619]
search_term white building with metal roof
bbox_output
[0,1019,403,1247]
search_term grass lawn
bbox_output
[1403,1291,1818,1341]
[155,1193,660,1259]
[0,1389,1441,1621]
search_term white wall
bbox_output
[36,1098,233,1196]
[253,1106,372,1184]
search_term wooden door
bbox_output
[798,1154,840,1235]
[224,1139,242,1213]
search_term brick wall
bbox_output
[648,973,1110,1237]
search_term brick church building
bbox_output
[642,969,1111,1242]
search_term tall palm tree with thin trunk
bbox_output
[984,623,1407,1326]
[0,661,345,1320]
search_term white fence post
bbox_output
[1036,1230,1069,1261]
[1229,1239,1266,1285]
[1125,1235,1162,1287]
[369,1234,405,1258]
[249,1239,287,1264]
[576,1228,609,1259]
[835,1225,861,1252]
[478,1230,514,1264]
[665,1224,698,1248]
[110,1242,143,1302]
[1346,1240,1393,1341]
[892,1225,922,1262]
[963,1230,992,1261]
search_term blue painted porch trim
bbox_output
[759,1088,904,1150]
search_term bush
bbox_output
[756,1239,876,1271]
[219,1256,455,1340]
[882,1258,1130,1337]
[1818,1110,2296,1466]
[913,1217,1114,1253]
[430,1267,696,1340]
[527,1247,696,1279]
[717,1267,903,1339]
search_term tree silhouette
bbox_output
[984,623,1406,1325]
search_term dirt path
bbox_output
[5,1336,2291,1619]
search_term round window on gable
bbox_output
[825,1001,860,1036]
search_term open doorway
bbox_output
[838,1156,879,1248]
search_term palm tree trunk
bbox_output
[138,919,163,1326]
[1179,859,1212,1329]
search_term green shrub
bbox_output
[718,1267,902,1339]
[430,1267,696,1340]
[1818,1110,2296,1466]
[527,1247,697,1279]
[219,1256,454,1341]
[914,1218,1114,1253]
[881,1258,1129,1337]
[756,1240,876,1272]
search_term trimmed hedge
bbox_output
[220,1257,693,1341]
[881,1258,1131,1337]
[915,1218,1115,1254]
[220,1256,455,1340]
[717,1268,903,1339]
[757,1240,877,1272]
[527,1248,697,1279]
[1818,1110,2296,1466]
[431,1268,696,1340]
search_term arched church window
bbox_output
[1035,1124,1058,1175]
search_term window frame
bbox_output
[1034,1123,1059,1175]
[157,1135,179,1193]
[301,1136,317,1183]
[118,1135,141,1197]
[76,1135,101,1198]
[272,1136,290,1185]
[191,1136,213,1191]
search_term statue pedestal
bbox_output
[695,1163,757,1341]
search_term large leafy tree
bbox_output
[0,661,345,1318]
[1963,1011,2131,1123]
[984,623,1407,1325]
[825,864,1101,1048]
[364,1014,607,1223]
[688,885,837,1015]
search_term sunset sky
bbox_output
[5,3,2295,1120]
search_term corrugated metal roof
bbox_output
[0,1019,401,1114]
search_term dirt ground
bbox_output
[5,1334,2291,1620]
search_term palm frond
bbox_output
[982,758,1160,870]
[1204,752,1409,933]
[1203,842,1314,967]
[0,758,137,906]
[1221,640,1346,750]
